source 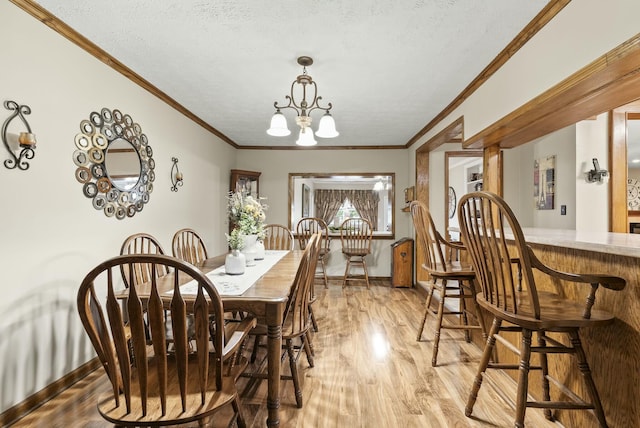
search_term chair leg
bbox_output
[250,335,261,363]
[309,303,318,332]
[537,332,554,421]
[569,330,609,428]
[342,257,351,287]
[459,281,471,342]
[469,279,488,342]
[361,256,370,288]
[417,284,435,341]
[466,317,502,417]
[302,332,315,367]
[286,338,303,408]
[432,280,448,367]
[321,256,329,288]
[514,328,533,428]
[305,329,315,357]
[232,396,246,428]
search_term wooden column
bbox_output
[482,144,503,196]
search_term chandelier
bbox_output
[267,56,339,146]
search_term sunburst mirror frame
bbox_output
[72,108,155,219]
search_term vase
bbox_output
[254,240,265,260]
[225,250,246,275]
[242,234,258,266]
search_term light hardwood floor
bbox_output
[10,280,564,428]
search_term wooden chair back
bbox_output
[172,228,209,265]
[77,254,232,426]
[283,233,321,337]
[340,218,372,255]
[296,217,330,252]
[120,233,169,288]
[410,200,452,274]
[263,224,294,251]
[458,191,540,317]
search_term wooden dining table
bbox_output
[116,249,303,427]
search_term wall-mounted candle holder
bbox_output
[2,100,37,170]
[170,157,183,191]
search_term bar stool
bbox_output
[339,218,373,288]
[410,200,487,366]
[458,191,625,428]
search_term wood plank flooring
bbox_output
[9,280,563,428]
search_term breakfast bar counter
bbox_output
[492,228,640,428]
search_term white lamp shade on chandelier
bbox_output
[266,111,291,137]
[295,128,318,146]
[315,112,339,138]
[267,56,338,146]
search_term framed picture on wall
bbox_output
[302,184,310,217]
[534,155,556,210]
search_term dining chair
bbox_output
[77,254,256,427]
[296,217,331,288]
[458,191,626,427]
[410,200,487,367]
[263,223,294,251]
[172,228,209,265]
[244,233,321,408]
[120,233,169,288]
[339,217,373,288]
[296,217,328,332]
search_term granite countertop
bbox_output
[514,228,640,258]
[449,226,640,258]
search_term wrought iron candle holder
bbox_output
[170,157,183,191]
[2,100,37,170]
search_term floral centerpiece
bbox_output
[227,191,268,238]
[227,191,268,263]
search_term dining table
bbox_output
[116,249,303,427]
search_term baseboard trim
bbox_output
[0,357,101,426]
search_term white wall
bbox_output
[237,149,410,278]
[576,113,609,231]
[514,125,576,229]
[0,2,236,412]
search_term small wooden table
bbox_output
[118,250,303,427]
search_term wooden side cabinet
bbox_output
[230,169,261,197]
[391,238,413,287]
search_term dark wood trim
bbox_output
[610,101,640,232]
[464,33,640,150]
[9,0,238,148]
[0,358,101,426]
[416,116,464,154]
[405,0,570,148]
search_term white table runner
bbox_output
[175,250,289,296]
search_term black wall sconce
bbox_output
[170,157,183,191]
[586,158,609,183]
[2,100,37,170]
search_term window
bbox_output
[331,198,360,228]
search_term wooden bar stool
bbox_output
[410,200,487,366]
[458,191,625,428]
[340,218,373,288]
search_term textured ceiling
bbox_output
[34,0,549,148]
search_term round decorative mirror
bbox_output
[73,108,155,219]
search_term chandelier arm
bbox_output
[273,97,301,116]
